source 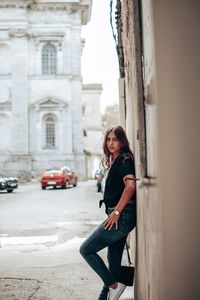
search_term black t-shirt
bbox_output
[103,153,136,208]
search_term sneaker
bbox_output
[107,282,126,300]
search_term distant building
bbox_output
[82,84,103,178]
[102,103,120,130]
[0,0,92,179]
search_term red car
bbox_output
[40,167,77,190]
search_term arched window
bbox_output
[45,115,56,149]
[42,43,57,75]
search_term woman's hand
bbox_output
[104,211,120,230]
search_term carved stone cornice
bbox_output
[30,2,92,25]
[8,29,65,45]
[32,97,68,112]
[0,1,92,25]
[30,3,73,11]
[0,0,33,8]
[30,32,65,40]
[9,29,29,38]
[28,32,65,50]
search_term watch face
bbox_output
[114,210,120,215]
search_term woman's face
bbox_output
[106,131,122,158]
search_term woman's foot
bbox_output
[107,282,126,300]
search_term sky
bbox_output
[81,0,119,113]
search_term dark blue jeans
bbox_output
[79,203,136,288]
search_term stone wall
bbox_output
[121,1,200,300]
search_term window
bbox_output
[45,115,56,149]
[42,43,57,75]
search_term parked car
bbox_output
[0,172,18,193]
[40,166,78,190]
[94,168,104,192]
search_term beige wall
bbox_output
[153,1,200,299]
[121,0,200,300]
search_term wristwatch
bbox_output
[114,210,120,216]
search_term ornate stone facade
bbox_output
[0,0,92,179]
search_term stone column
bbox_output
[10,29,29,155]
[70,24,85,178]
[71,78,85,179]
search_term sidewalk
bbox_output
[0,238,134,300]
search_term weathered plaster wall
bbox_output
[121,0,200,300]
[121,1,162,299]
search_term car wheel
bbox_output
[42,186,46,190]
[7,189,14,193]
[73,179,77,187]
[62,181,68,189]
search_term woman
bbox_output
[80,126,136,300]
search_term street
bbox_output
[0,180,104,247]
[0,180,133,300]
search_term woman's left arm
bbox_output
[104,175,136,230]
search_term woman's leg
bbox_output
[80,221,128,287]
[80,204,136,289]
[107,235,127,281]
[97,236,126,300]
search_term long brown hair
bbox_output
[101,126,134,169]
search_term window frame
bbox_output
[43,114,57,150]
[42,43,57,75]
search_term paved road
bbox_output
[0,180,104,246]
[0,180,134,300]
